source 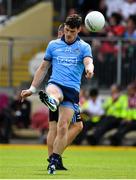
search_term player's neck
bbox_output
[61,35,80,45]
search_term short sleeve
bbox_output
[83,44,92,59]
[43,41,53,61]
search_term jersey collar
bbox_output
[61,35,80,45]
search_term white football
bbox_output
[85,11,105,32]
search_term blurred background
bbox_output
[0,0,136,146]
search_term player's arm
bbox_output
[83,57,94,79]
[31,60,50,88]
[21,60,51,100]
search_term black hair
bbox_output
[65,14,82,29]
[89,88,98,97]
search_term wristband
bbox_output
[29,86,37,94]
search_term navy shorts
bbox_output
[48,81,79,104]
[49,109,82,123]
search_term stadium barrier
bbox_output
[0,37,136,89]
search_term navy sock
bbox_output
[50,153,61,165]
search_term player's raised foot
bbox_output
[48,164,56,175]
[39,90,57,112]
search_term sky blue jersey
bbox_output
[44,36,93,92]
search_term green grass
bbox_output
[0,145,136,179]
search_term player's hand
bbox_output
[20,89,32,102]
[85,69,94,79]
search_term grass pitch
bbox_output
[0,145,136,179]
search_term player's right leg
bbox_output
[47,109,67,171]
[53,106,74,154]
[46,84,79,174]
[47,107,83,172]
[39,84,63,112]
[48,106,74,174]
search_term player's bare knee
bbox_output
[46,84,63,102]
[59,95,63,102]
[58,121,68,137]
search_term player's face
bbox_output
[64,25,80,43]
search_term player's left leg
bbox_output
[47,121,57,157]
[67,109,83,146]
[67,121,83,146]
